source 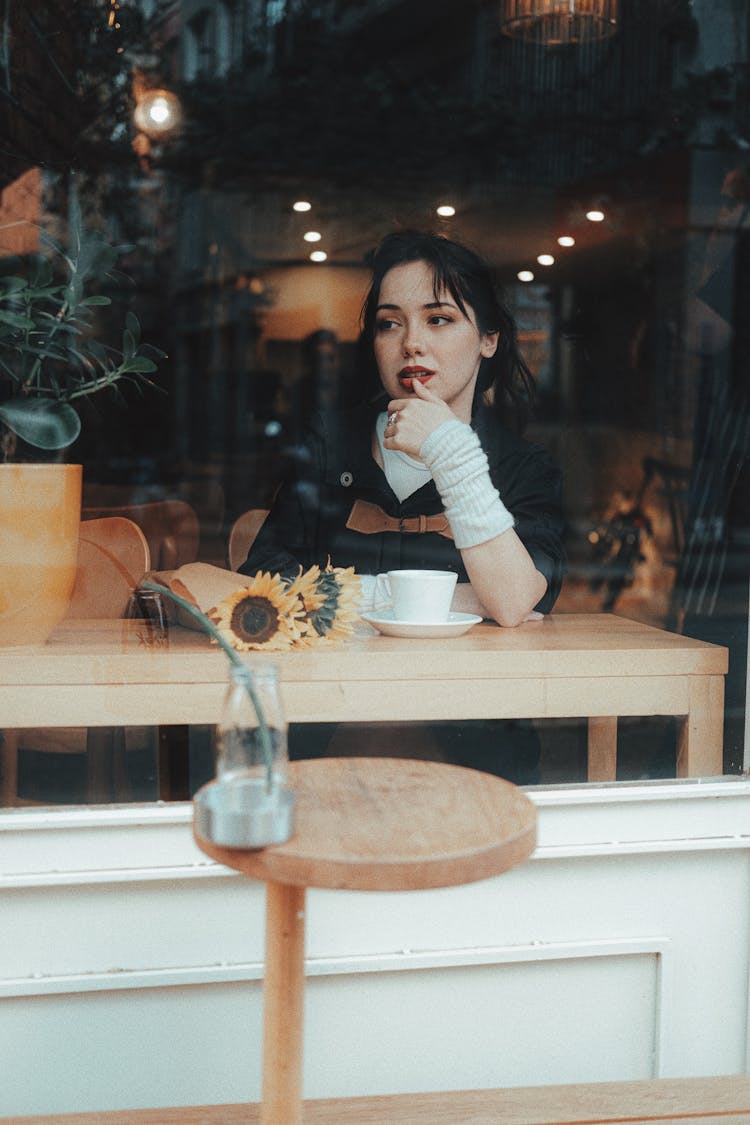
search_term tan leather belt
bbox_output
[346,498,453,539]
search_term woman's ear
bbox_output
[480,331,499,358]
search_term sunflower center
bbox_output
[231,596,280,644]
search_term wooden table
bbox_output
[194,756,537,1125]
[0,613,728,783]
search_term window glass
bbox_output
[0,0,747,806]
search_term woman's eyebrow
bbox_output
[375,300,457,312]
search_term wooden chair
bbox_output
[228,508,269,571]
[81,500,203,799]
[1,517,152,806]
[70,516,152,617]
[82,498,200,571]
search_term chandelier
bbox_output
[498,0,619,45]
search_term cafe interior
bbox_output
[1,1,750,1121]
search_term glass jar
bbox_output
[217,661,288,789]
[194,661,295,848]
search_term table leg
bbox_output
[0,730,19,805]
[588,717,618,782]
[676,675,725,778]
[85,727,116,802]
[262,881,307,1125]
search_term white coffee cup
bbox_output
[383,569,457,623]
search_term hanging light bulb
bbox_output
[133,88,182,139]
[498,0,619,46]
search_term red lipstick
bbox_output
[398,366,434,389]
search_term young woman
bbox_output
[240,229,566,780]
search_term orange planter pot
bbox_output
[0,464,82,647]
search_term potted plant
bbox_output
[0,196,164,646]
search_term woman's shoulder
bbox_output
[475,405,555,465]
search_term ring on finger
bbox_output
[388,411,398,426]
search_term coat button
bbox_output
[340,471,353,487]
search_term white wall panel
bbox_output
[302,951,661,1096]
[0,985,264,1116]
[1,778,749,1116]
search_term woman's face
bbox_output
[373,260,498,422]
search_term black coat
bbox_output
[238,398,567,785]
[241,397,566,614]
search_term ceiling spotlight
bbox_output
[303,231,322,242]
[517,270,535,282]
[586,209,605,222]
[309,250,327,262]
[436,205,456,217]
[537,253,555,266]
[293,201,312,212]
[557,235,575,247]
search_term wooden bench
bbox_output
[7,1075,750,1124]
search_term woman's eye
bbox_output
[428,314,452,326]
[375,318,398,332]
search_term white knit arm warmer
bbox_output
[420,419,514,549]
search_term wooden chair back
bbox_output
[68,517,151,619]
[82,499,200,571]
[228,509,269,571]
[1,516,152,806]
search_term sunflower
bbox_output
[288,562,361,642]
[209,571,304,651]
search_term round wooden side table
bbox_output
[194,756,537,1125]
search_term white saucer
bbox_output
[361,611,483,639]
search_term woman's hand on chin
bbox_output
[384,378,457,459]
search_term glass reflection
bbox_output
[0,0,747,804]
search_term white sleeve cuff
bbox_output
[420,419,514,549]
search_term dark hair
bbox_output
[359,229,535,433]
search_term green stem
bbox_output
[141,580,275,789]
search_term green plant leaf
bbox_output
[86,339,108,361]
[67,348,97,370]
[125,310,141,342]
[0,399,81,450]
[123,356,158,373]
[23,284,63,300]
[0,277,28,295]
[0,200,163,435]
[38,229,67,259]
[104,268,133,286]
[69,186,83,258]
[0,310,35,329]
[28,258,54,288]
[142,343,168,359]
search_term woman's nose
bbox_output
[403,325,424,357]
